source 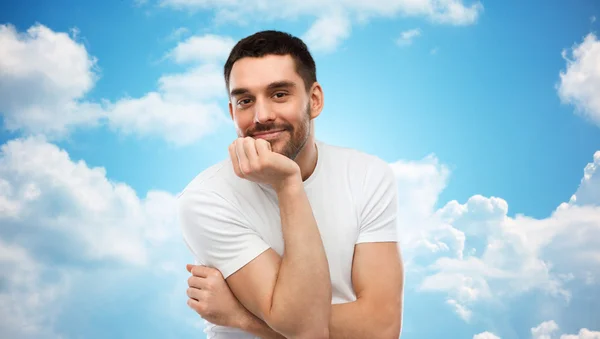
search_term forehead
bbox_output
[229,54,302,92]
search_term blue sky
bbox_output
[1,0,599,338]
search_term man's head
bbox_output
[224,30,323,160]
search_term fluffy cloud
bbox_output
[0,136,180,265]
[0,23,103,137]
[167,34,236,64]
[392,150,600,322]
[396,28,422,46]
[569,151,600,206]
[558,33,600,127]
[104,62,229,146]
[532,320,560,339]
[158,0,483,52]
[0,137,189,337]
[531,320,600,339]
[0,239,69,339]
[473,332,501,339]
[0,24,230,146]
[302,11,352,53]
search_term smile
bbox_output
[253,130,285,140]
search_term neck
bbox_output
[294,133,318,182]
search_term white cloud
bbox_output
[159,0,483,52]
[396,28,422,46]
[447,298,473,321]
[531,320,600,339]
[167,27,190,41]
[302,11,352,53]
[393,150,600,321]
[0,24,231,146]
[105,62,229,146]
[474,331,501,339]
[0,136,180,265]
[0,239,69,339]
[561,329,600,339]
[532,320,560,339]
[569,151,600,206]
[0,23,104,137]
[168,34,236,63]
[591,16,596,23]
[0,136,191,337]
[557,33,600,127]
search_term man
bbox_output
[177,30,404,339]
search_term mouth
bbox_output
[252,129,286,140]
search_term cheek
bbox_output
[233,110,252,130]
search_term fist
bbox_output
[186,264,249,329]
[229,137,301,192]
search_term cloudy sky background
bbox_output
[1,0,599,338]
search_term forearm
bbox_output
[241,299,398,339]
[329,299,399,339]
[239,311,287,339]
[268,180,332,337]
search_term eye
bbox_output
[237,98,252,107]
[273,92,288,99]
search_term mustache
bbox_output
[247,123,291,136]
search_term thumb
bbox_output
[186,264,193,273]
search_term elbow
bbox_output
[384,319,402,339]
[375,302,402,339]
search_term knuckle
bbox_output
[250,161,262,172]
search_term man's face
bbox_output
[228,54,313,160]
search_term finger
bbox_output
[186,264,193,273]
[187,286,205,300]
[190,265,210,278]
[187,298,205,314]
[187,275,208,289]
[229,142,243,178]
[235,138,250,174]
[243,137,260,170]
[255,138,272,158]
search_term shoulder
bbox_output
[177,158,251,211]
[319,140,393,179]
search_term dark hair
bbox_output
[224,30,317,94]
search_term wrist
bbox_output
[274,173,303,195]
[234,311,252,331]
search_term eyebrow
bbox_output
[230,80,297,97]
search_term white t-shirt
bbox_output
[177,139,399,338]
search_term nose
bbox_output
[253,98,276,124]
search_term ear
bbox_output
[309,82,324,119]
[228,101,234,120]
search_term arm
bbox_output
[239,157,403,338]
[226,180,332,339]
[238,242,404,339]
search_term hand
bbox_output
[186,264,251,329]
[229,137,301,192]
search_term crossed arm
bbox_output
[180,161,403,338]
[224,183,404,338]
[234,241,404,339]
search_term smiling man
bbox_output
[177,30,404,339]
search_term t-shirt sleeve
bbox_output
[177,188,271,279]
[356,158,399,244]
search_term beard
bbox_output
[246,103,311,160]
